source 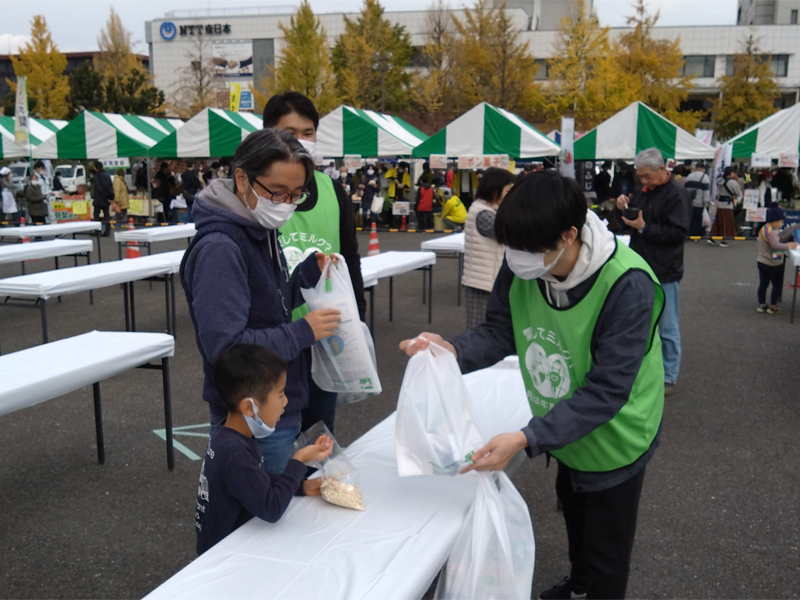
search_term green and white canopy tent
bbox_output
[412,102,560,158]
[316,105,428,158]
[33,111,184,159]
[574,102,714,161]
[0,116,67,159]
[148,108,263,158]
[726,102,800,159]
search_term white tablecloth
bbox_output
[115,224,196,244]
[0,331,174,417]
[420,232,465,253]
[0,250,185,300]
[144,357,530,600]
[0,239,93,264]
[359,251,436,281]
[0,221,101,239]
[361,268,379,289]
[789,248,800,268]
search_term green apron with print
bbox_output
[509,241,665,472]
[279,171,341,321]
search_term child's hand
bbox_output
[303,478,323,496]
[293,435,334,464]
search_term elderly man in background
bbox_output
[614,148,689,397]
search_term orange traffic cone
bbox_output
[367,222,380,256]
[400,215,407,231]
[20,216,29,243]
[126,217,140,259]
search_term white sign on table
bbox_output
[746,208,767,222]
[392,201,411,216]
[778,153,799,168]
[743,189,760,209]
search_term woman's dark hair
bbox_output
[496,171,587,253]
[230,128,315,186]
[213,344,287,413]
[723,166,733,177]
[263,91,320,131]
[476,167,516,204]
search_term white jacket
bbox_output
[462,199,504,292]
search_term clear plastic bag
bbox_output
[336,322,379,406]
[395,341,484,477]
[302,253,382,395]
[434,471,535,600]
[294,421,365,511]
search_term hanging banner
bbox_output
[778,153,799,168]
[430,154,448,169]
[695,129,714,146]
[14,76,29,144]
[710,144,732,202]
[751,152,772,169]
[743,189,760,209]
[229,83,242,112]
[560,117,575,179]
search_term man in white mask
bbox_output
[400,171,665,600]
[263,91,366,438]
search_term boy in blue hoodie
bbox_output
[196,344,333,555]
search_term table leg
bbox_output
[41,299,49,343]
[148,245,153,290]
[369,287,374,333]
[93,382,105,465]
[21,261,26,276]
[117,243,122,261]
[389,277,394,322]
[792,266,798,324]
[96,234,102,263]
[171,273,177,339]
[123,282,130,331]
[457,254,463,306]
[428,266,433,324]
[162,356,174,471]
[422,267,426,305]
[130,282,137,331]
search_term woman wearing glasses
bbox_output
[181,128,341,473]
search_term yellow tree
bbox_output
[714,36,780,139]
[546,0,637,130]
[7,16,70,119]
[450,0,542,116]
[617,0,700,130]
[95,8,143,98]
[252,1,339,114]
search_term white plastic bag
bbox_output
[302,254,381,395]
[396,341,484,476]
[371,194,385,215]
[434,471,535,600]
[701,206,711,228]
[336,322,379,406]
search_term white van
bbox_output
[55,164,87,193]
[10,162,31,194]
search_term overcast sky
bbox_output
[0,0,737,54]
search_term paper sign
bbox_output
[743,189,760,209]
[560,117,575,179]
[457,156,479,170]
[392,201,411,216]
[129,200,144,214]
[430,154,448,169]
[344,155,362,169]
[71,201,88,215]
[778,153,799,168]
[746,208,767,222]
[751,153,772,169]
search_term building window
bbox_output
[534,58,548,81]
[725,54,789,77]
[791,9,798,24]
[682,55,715,78]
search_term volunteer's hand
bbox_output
[615,195,629,210]
[293,435,333,464]
[302,478,323,496]
[622,210,645,231]
[461,432,529,474]
[790,242,799,250]
[398,332,455,357]
[304,309,341,340]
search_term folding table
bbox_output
[143,356,531,599]
[789,248,800,323]
[0,331,176,469]
[421,233,464,305]
[0,250,184,347]
[115,224,196,258]
[0,222,104,261]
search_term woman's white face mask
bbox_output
[505,247,565,280]
[249,183,296,229]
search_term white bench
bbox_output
[0,250,184,347]
[115,224,197,258]
[0,239,93,274]
[144,357,531,599]
[421,233,465,305]
[0,222,104,260]
[0,330,176,469]
[360,251,437,331]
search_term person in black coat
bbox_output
[92,161,115,236]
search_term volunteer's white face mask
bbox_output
[505,247,565,280]
[249,183,296,229]
[297,138,317,157]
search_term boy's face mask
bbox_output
[505,247,565,280]
[243,398,275,438]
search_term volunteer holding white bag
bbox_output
[401,171,665,600]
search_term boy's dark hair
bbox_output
[213,344,287,413]
[263,92,320,131]
[476,167,516,204]
[496,171,587,253]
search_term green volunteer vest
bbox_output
[279,171,341,321]
[509,241,665,472]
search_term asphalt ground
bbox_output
[0,230,798,599]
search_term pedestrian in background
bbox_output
[112,168,129,224]
[685,161,710,238]
[25,172,47,224]
[182,161,202,223]
[1,167,18,222]
[414,180,434,230]
[92,161,115,237]
[756,205,798,314]
[440,187,467,231]
[614,148,689,397]
[709,167,741,246]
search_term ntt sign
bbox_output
[160,21,232,40]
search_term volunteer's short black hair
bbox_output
[496,171,587,253]
[262,91,320,131]
[230,128,315,187]
[213,344,287,413]
[476,167,516,204]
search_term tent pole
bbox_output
[146,157,153,218]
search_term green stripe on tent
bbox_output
[731,129,758,159]
[391,117,428,141]
[412,130,446,157]
[35,118,60,133]
[208,110,243,157]
[484,105,520,155]
[121,114,164,142]
[637,105,676,158]
[153,132,178,158]
[344,109,378,157]
[57,112,88,159]
[116,129,147,157]
[224,110,260,133]
[574,129,596,161]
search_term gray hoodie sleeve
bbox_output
[522,270,656,457]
